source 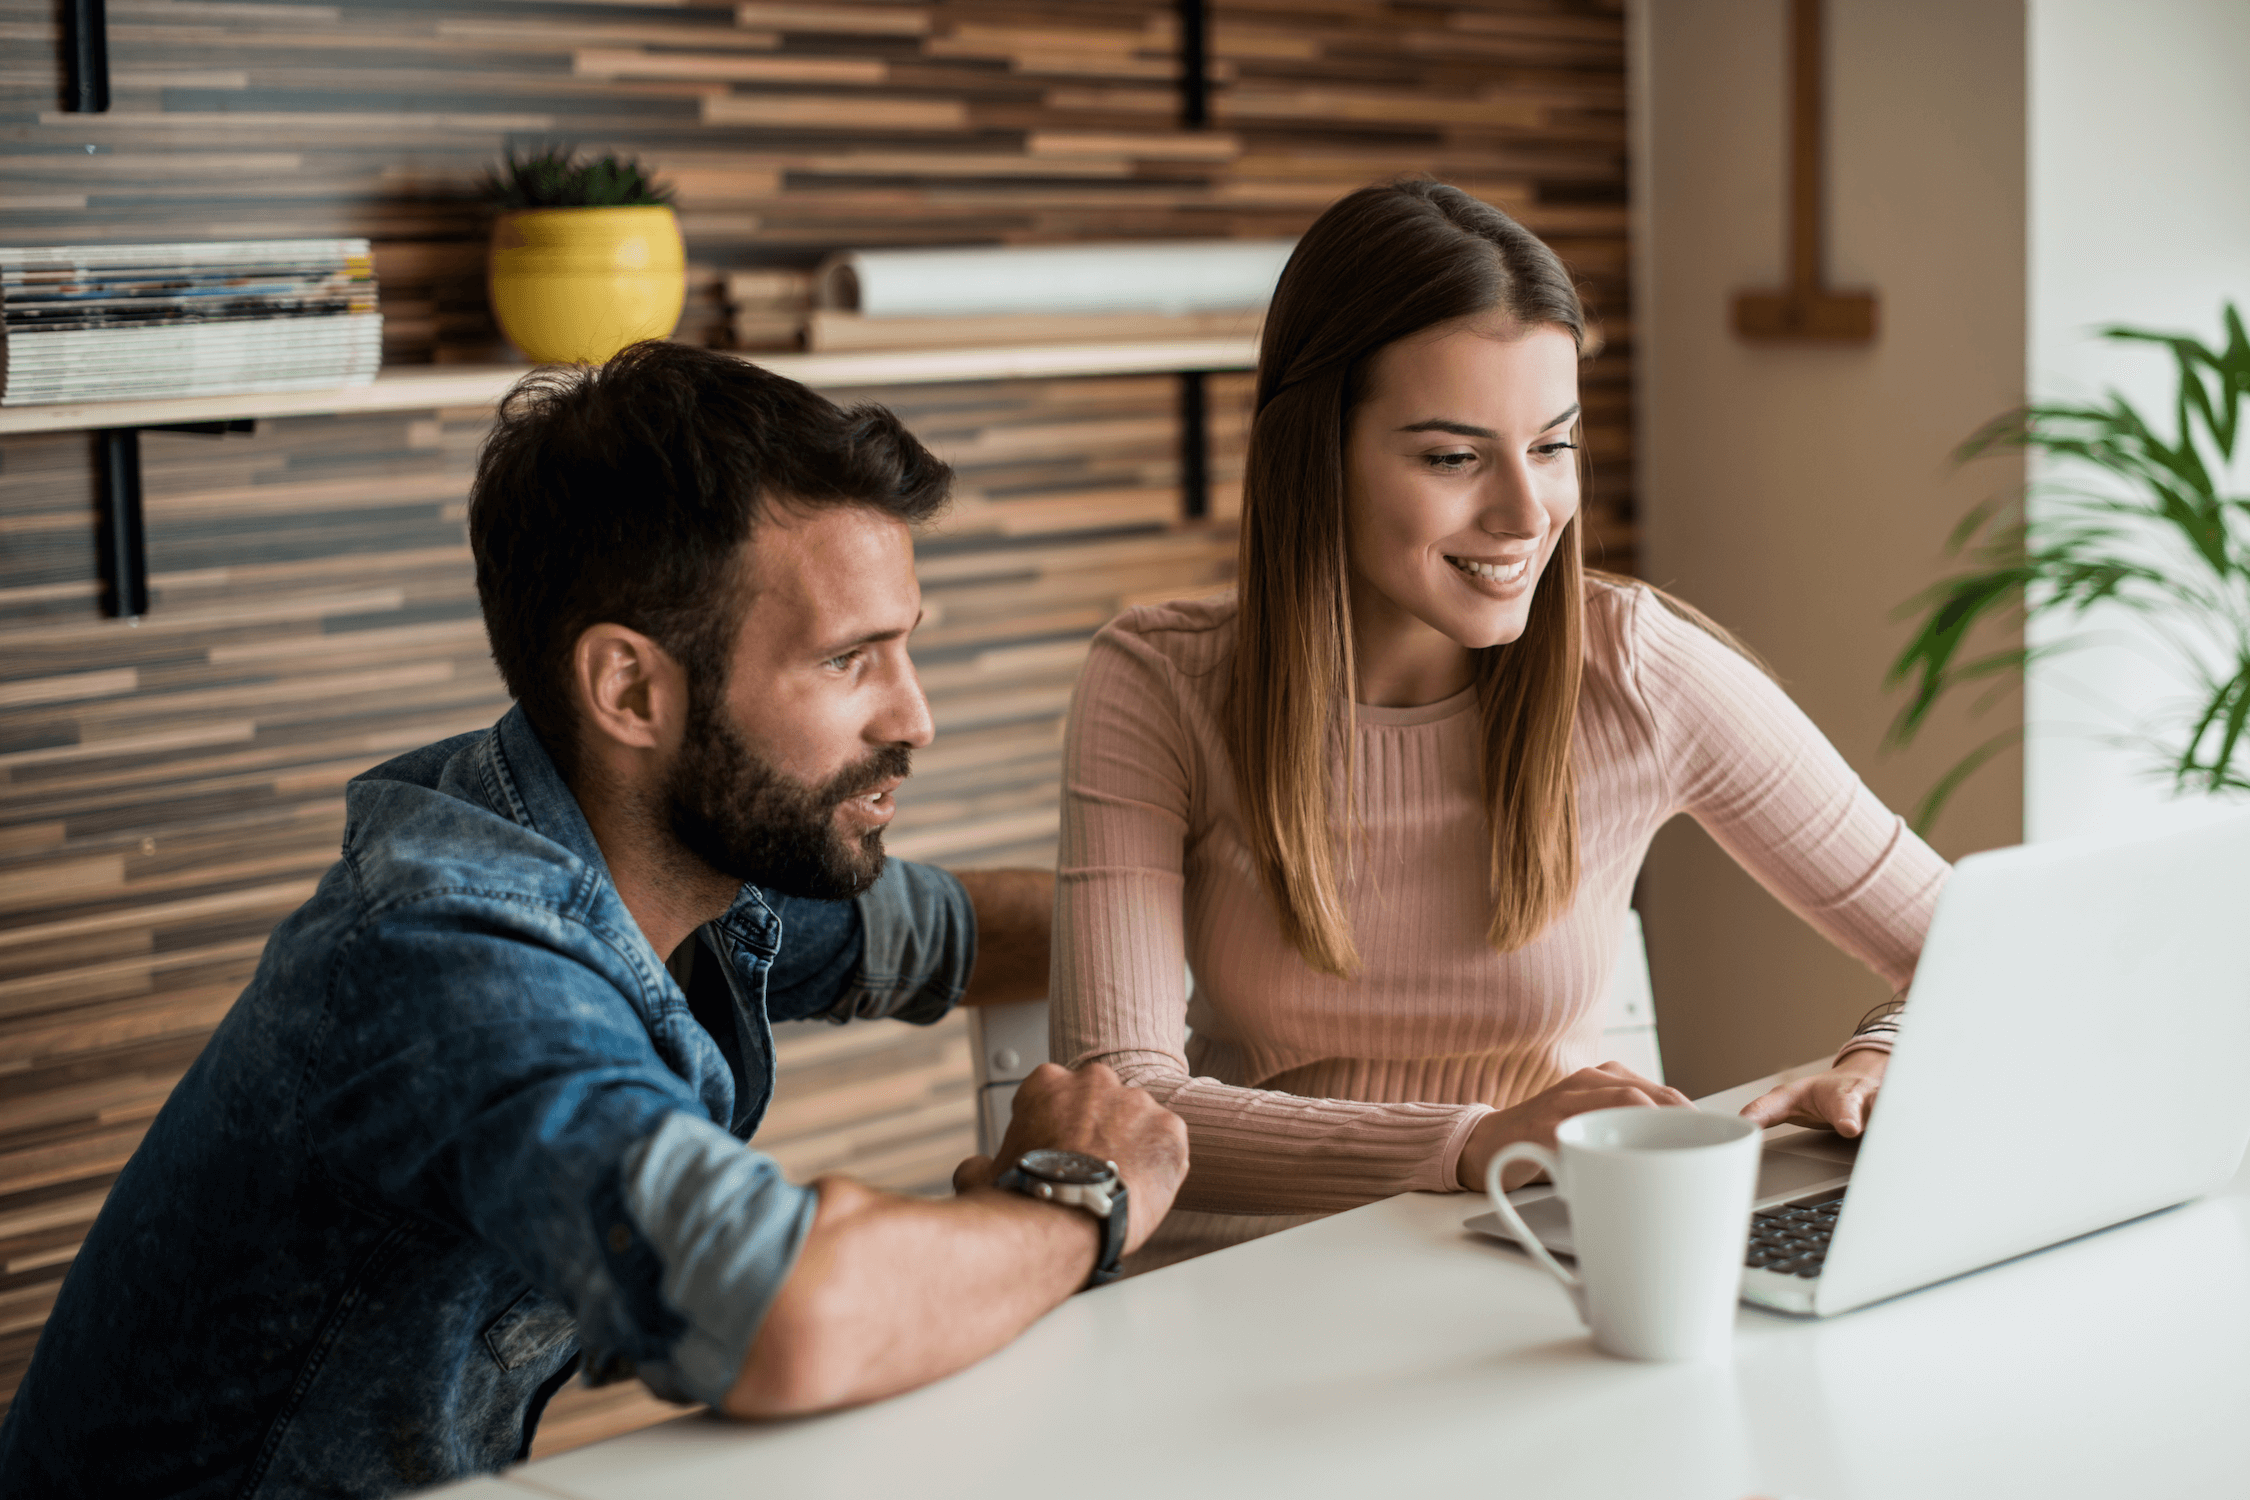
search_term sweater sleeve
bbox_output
[1051,617,1489,1214]
[1625,588,1949,1054]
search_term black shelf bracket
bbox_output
[1178,0,1209,128]
[95,428,145,619]
[1178,370,1210,521]
[64,0,109,113]
[93,419,254,620]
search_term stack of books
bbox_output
[725,269,813,352]
[0,239,382,407]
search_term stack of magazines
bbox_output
[0,239,382,406]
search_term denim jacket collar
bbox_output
[477,706,783,972]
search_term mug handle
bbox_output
[1484,1142,1588,1324]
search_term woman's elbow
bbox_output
[1084,1049,1189,1101]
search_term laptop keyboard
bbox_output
[1744,1188,1846,1278]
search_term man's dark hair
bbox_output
[467,340,952,782]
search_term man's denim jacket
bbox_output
[0,707,975,1499]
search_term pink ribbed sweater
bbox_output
[1052,580,1949,1219]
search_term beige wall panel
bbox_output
[1635,0,2025,1096]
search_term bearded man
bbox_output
[0,343,1187,1499]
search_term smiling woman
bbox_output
[1232,186,1597,977]
[1050,181,1954,1270]
[1347,340,1582,683]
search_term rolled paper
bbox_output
[815,239,1295,319]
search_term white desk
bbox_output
[478,1084,2250,1500]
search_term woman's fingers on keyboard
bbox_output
[1739,1063,1884,1137]
[1586,1060,1693,1109]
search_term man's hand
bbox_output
[1739,1049,1886,1137]
[1456,1062,1693,1191]
[953,1062,1187,1256]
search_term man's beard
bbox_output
[663,699,910,901]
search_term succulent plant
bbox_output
[481,147,675,211]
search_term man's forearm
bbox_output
[724,1175,1096,1417]
[950,867,1052,1007]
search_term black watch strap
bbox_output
[1087,1180,1127,1288]
[993,1163,1128,1290]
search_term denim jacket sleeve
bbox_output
[299,888,817,1408]
[766,860,977,1027]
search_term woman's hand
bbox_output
[1738,1049,1886,1137]
[1455,1062,1693,1191]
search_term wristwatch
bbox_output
[993,1148,1128,1288]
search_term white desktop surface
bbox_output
[495,1085,2250,1500]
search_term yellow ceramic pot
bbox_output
[487,204,685,365]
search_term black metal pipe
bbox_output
[63,0,109,114]
[1177,0,1208,128]
[97,428,147,619]
[1178,371,1209,521]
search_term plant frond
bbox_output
[1941,491,2017,553]
[1909,725,2026,836]
[2178,660,2250,789]
[1885,569,2030,744]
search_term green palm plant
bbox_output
[1887,303,2250,831]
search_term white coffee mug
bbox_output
[1483,1106,1760,1361]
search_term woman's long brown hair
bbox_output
[1229,179,1591,976]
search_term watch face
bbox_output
[1018,1149,1115,1185]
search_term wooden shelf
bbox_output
[0,337,1261,437]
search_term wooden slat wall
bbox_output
[0,0,1628,1440]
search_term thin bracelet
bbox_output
[1853,996,1907,1035]
[1837,994,1907,1058]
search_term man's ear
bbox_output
[570,623,688,757]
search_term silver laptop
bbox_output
[1468,811,2250,1316]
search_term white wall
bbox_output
[2024,0,2250,841]
[1633,0,2027,1096]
